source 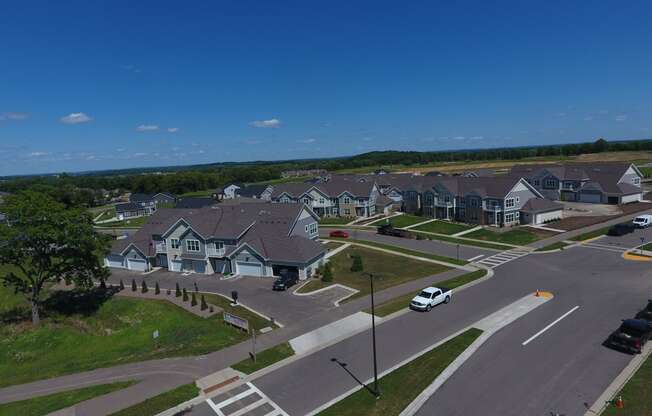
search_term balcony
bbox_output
[207,247,226,257]
[155,243,167,253]
[485,204,503,212]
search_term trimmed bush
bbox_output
[200,295,208,311]
[350,254,364,272]
[131,279,137,292]
[119,279,125,290]
[141,281,148,293]
[182,288,188,302]
[191,292,197,307]
[155,281,160,295]
[175,282,181,297]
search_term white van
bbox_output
[632,215,652,228]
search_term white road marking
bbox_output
[207,398,225,416]
[522,306,580,346]
[468,254,485,262]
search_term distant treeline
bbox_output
[1,138,650,206]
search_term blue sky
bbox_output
[1,1,651,175]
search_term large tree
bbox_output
[0,191,110,325]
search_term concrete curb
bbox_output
[584,342,652,416]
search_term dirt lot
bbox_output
[548,201,652,231]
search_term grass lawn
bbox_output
[318,328,483,416]
[319,217,353,225]
[0,289,257,387]
[570,226,610,241]
[335,238,468,266]
[410,232,509,251]
[602,353,652,415]
[200,293,275,331]
[298,246,449,299]
[0,381,136,416]
[639,242,652,251]
[465,228,542,245]
[231,342,294,374]
[324,241,345,251]
[535,241,570,252]
[179,190,214,197]
[367,269,488,317]
[412,220,473,235]
[109,382,200,416]
[387,215,427,229]
[96,216,148,228]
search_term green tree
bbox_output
[200,295,208,311]
[119,279,125,290]
[182,288,188,302]
[191,292,197,307]
[141,281,148,293]
[0,191,109,325]
[175,282,181,297]
[155,281,160,295]
[322,263,333,282]
[132,279,137,292]
[350,254,363,272]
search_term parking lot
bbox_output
[107,269,341,325]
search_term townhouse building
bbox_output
[106,202,326,279]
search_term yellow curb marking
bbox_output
[623,252,652,262]
[535,291,554,299]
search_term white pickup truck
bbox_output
[409,286,452,312]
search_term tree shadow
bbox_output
[0,306,30,325]
[43,286,119,317]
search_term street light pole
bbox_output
[367,272,381,398]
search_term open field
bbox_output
[0,381,136,416]
[413,220,473,235]
[318,328,483,416]
[464,227,554,245]
[0,288,255,387]
[388,214,427,228]
[296,246,449,298]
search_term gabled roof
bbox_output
[521,198,563,213]
[271,175,376,199]
[235,185,270,198]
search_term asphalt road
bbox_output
[319,227,498,260]
[233,229,652,416]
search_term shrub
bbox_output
[175,282,181,297]
[141,281,148,293]
[322,263,333,282]
[131,279,137,292]
[194,282,199,292]
[119,279,125,290]
[182,288,188,302]
[99,279,107,290]
[416,233,425,240]
[155,281,160,295]
[350,254,364,272]
[191,292,197,307]
[201,295,208,311]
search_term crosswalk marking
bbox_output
[204,382,289,416]
[475,249,530,268]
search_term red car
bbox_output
[329,230,349,238]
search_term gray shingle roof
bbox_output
[521,198,564,213]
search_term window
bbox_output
[505,212,515,223]
[280,196,290,203]
[444,195,450,203]
[343,197,351,204]
[533,179,540,186]
[425,194,433,204]
[303,197,310,205]
[186,240,200,252]
[634,178,641,185]
[358,199,364,205]
[319,197,325,204]
[309,223,318,235]
[516,197,520,203]
[344,208,351,215]
[215,242,224,250]
[505,198,515,208]
[470,198,478,208]
[170,238,180,249]
[545,179,556,188]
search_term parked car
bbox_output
[272,269,299,291]
[329,230,349,238]
[633,215,652,229]
[409,286,451,312]
[605,319,652,354]
[607,223,636,236]
[635,300,652,325]
[377,223,414,239]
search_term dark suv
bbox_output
[605,319,652,354]
[607,223,636,237]
[272,269,299,291]
[377,224,413,239]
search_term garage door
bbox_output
[106,255,125,268]
[621,194,642,204]
[237,262,263,276]
[193,261,206,274]
[169,260,182,272]
[535,211,562,225]
[127,258,148,271]
[579,193,602,203]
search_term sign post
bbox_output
[153,329,160,349]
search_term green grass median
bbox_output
[336,238,468,266]
[318,328,483,416]
[570,226,610,241]
[0,381,136,416]
[535,241,570,252]
[366,269,488,317]
[602,353,652,415]
[109,382,200,416]
[413,220,473,235]
[232,342,295,374]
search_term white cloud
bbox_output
[615,114,628,122]
[0,112,29,121]
[116,147,126,152]
[250,118,281,128]
[297,138,316,143]
[136,124,159,131]
[60,112,93,124]
[584,116,594,121]
[469,136,484,140]
[453,136,466,141]
[28,151,48,157]
[132,152,147,157]
[167,127,179,133]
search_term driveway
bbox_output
[559,201,622,217]
[107,269,338,325]
[319,227,499,260]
